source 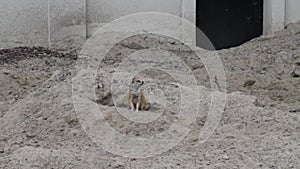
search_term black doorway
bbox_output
[196,0,263,50]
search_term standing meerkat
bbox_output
[128,76,151,111]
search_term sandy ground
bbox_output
[0,23,300,168]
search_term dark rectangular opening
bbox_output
[196,0,263,50]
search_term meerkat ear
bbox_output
[132,77,135,83]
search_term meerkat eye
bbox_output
[137,80,141,83]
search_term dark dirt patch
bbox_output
[0,46,77,64]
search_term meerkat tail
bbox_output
[145,103,151,111]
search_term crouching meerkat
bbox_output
[128,76,151,111]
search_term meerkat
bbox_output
[128,76,151,111]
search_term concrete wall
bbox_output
[0,0,87,48]
[263,0,286,34]
[182,0,196,45]
[1,0,300,49]
[86,0,182,36]
[49,0,86,43]
[0,0,48,48]
[286,0,300,25]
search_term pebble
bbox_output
[296,61,300,66]
[11,75,18,79]
[3,70,10,75]
[243,80,256,87]
[291,70,300,78]
[222,154,230,160]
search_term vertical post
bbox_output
[182,0,196,45]
[285,0,300,25]
[84,0,88,38]
[263,0,286,34]
[47,0,51,47]
[180,0,183,42]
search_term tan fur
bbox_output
[128,77,150,111]
[128,93,148,110]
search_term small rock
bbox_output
[243,80,256,87]
[3,70,10,75]
[11,74,18,79]
[291,71,300,78]
[97,83,103,89]
[26,133,36,139]
[222,154,230,160]
[289,109,300,113]
[45,60,50,65]
[169,41,176,45]
[264,48,272,54]
[295,60,300,66]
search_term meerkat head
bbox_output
[130,76,144,94]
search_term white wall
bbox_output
[1,0,300,49]
[87,0,182,36]
[49,0,86,44]
[263,0,285,34]
[286,0,300,25]
[0,0,87,48]
[0,0,48,48]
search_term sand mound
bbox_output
[0,24,299,168]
